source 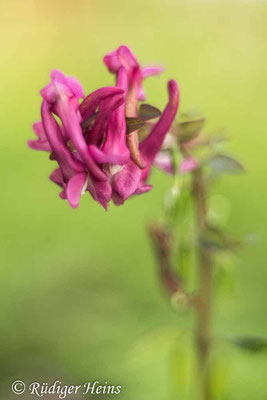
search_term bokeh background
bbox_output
[1,0,267,399]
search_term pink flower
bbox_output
[179,157,198,174]
[154,154,198,175]
[28,46,180,210]
[154,151,174,175]
[104,45,163,101]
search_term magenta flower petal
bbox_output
[140,80,180,164]
[103,45,138,73]
[50,168,64,187]
[90,67,130,165]
[41,101,84,181]
[88,93,124,146]
[87,178,112,211]
[59,190,67,199]
[65,172,88,208]
[41,69,84,105]
[51,69,84,99]
[104,46,162,102]
[111,161,141,205]
[134,185,153,195]
[79,86,124,120]
[28,122,51,152]
[40,71,107,182]
[142,66,164,78]
[57,103,107,181]
[28,139,51,152]
[33,121,47,140]
[89,145,128,165]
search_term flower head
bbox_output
[28,47,180,210]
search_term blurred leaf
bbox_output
[80,112,98,132]
[164,183,191,225]
[207,195,231,228]
[208,134,228,145]
[49,152,56,160]
[201,225,243,252]
[170,339,194,399]
[176,243,192,284]
[206,154,244,174]
[231,336,267,353]
[126,104,161,135]
[128,327,184,368]
[138,122,153,141]
[139,104,161,120]
[214,259,236,296]
[178,111,206,143]
[125,117,145,134]
[209,349,232,399]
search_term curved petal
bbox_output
[66,172,88,208]
[134,185,153,195]
[140,80,180,164]
[55,101,108,181]
[87,177,112,211]
[89,145,129,165]
[41,69,84,104]
[92,67,130,165]
[79,86,124,120]
[142,66,164,78]
[50,168,64,187]
[103,45,138,73]
[111,161,141,205]
[118,45,139,70]
[33,122,46,140]
[28,139,51,152]
[41,101,84,181]
[87,93,124,146]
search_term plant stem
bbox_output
[192,168,213,400]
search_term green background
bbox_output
[1,0,267,398]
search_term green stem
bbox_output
[192,168,213,400]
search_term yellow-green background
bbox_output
[1,0,267,399]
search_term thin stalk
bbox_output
[192,168,213,400]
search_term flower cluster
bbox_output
[28,46,180,209]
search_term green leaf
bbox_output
[209,348,232,399]
[177,111,206,143]
[207,154,244,174]
[125,117,145,134]
[128,327,184,368]
[178,118,206,143]
[138,104,161,120]
[170,339,194,398]
[231,336,267,352]
[80,112,98,132]
[49,152,56,161]
[201,225,243,252]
